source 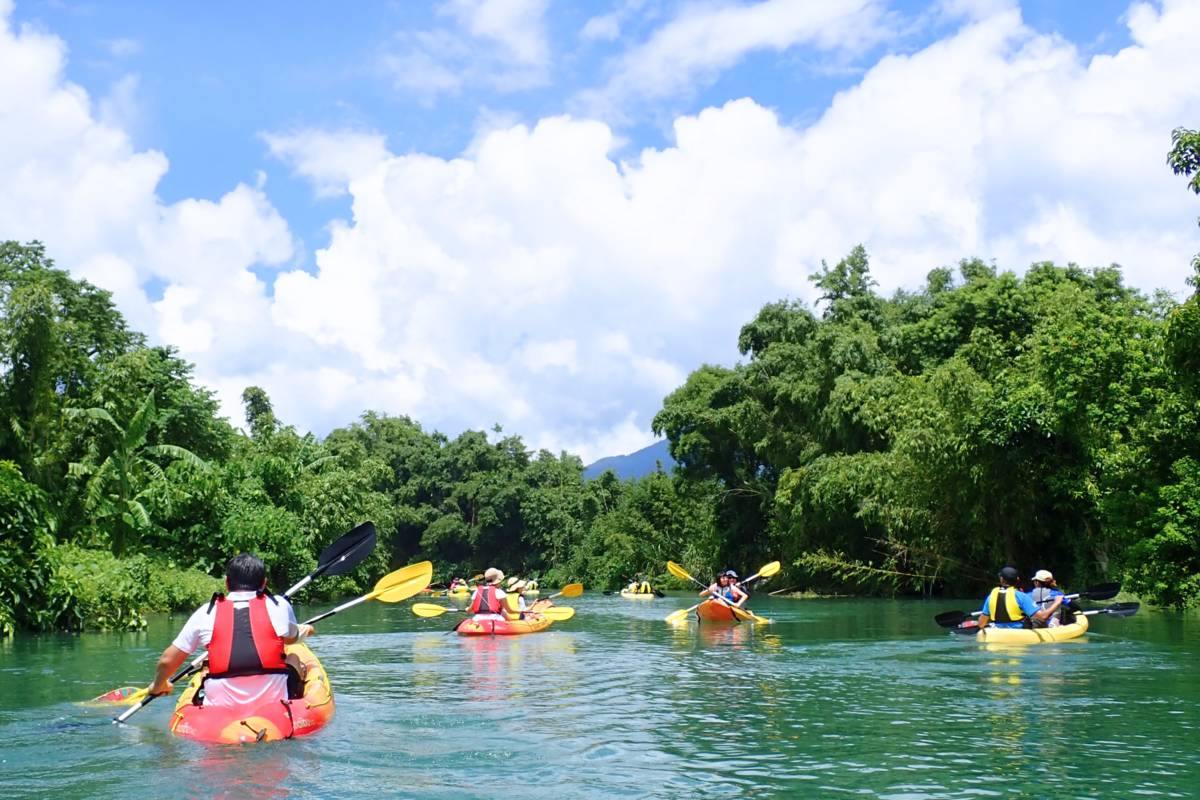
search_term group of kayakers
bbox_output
[147,552,1071,717]
[978,565,1075,629]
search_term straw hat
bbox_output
[484,568,504,585]
[510,579,528,592]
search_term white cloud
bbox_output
[384,0,551,99]
[580,14,620,42]
[103,37,140,58]
[0,3,294,401]
[520,338,580,374]
[579,0,888,117]
[442,0,549,65]
[4,0,1200,466]
[262,128,389,198]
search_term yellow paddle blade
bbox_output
[412,603,454,618]
[539,606,575,621]
[557,583,584,598]
[82,686,148,706]
[365,561,433,604]
[756,561,782,579]
[372,560,433,594]
[731,605,772,624]
[667,561,695,582]
[664,607,692,624]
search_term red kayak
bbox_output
[169,643,334,744]
[695,599,771,624]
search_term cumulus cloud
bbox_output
[4,0,1200,465]
[579,0,889,118]
[384,0,551,99]
[267,0,1199,456]
[0,3,293,405]
[262,128,389,198]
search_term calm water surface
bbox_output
[1,595,1197,798]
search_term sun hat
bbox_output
[1032,569,1054,582]
[484,568,504,585]
[506,576,519,588]
[510,579,528,591]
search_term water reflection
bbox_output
[2,596,1199,799]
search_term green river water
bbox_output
[1,594,1197,799]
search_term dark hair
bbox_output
[226,552,267,591]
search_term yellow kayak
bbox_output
[620,589,656,600]
[960,614,1089,643]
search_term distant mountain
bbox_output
[584,439,676,480]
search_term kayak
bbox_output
[524,589,540,597]
[695,599,769,623]
[956,614,1090,643]
[169,643,333,744]
[620,589,656,600]
[456,615,553,636]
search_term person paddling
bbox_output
[1030,569,1072,627]
[468,568,512,621]
[977,566,1038,629]
[147,553,314,707]
[508,579,530,614]
[701,570,748,608]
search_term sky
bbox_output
[2,0,1198,463]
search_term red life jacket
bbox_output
[207,594,289,679]
[468,585,501,614]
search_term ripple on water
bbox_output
[1,596,1199,798]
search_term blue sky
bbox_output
[2,0,1198,461]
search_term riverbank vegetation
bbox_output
[3,132,1199,633]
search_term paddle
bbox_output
[666,561,709,589]
[664,561,780,624]
[412,603,576,621]
[95,522,378,709]
[933,582,1124,628]
[543,583,583,601]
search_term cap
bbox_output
[723,569,739,579]
[998,566,1020,582]
[1032,569,1053,582]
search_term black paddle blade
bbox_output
[1098,602,1140,617]
[934,610,970,628]
[950,624,981,636]
[316,522,377,577]
[1079,582,1120,601]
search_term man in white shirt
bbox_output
[148,553,314,708]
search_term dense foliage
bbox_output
[0,243,699,632]
[2,133,1198,632]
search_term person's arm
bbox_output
[282,624,315,644]
[278,597,314,644]
[148,645,190,696]
[1033,595,1062,623]
[731,585,749,607]
[699,584,715,598]
[977,598,991,628]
